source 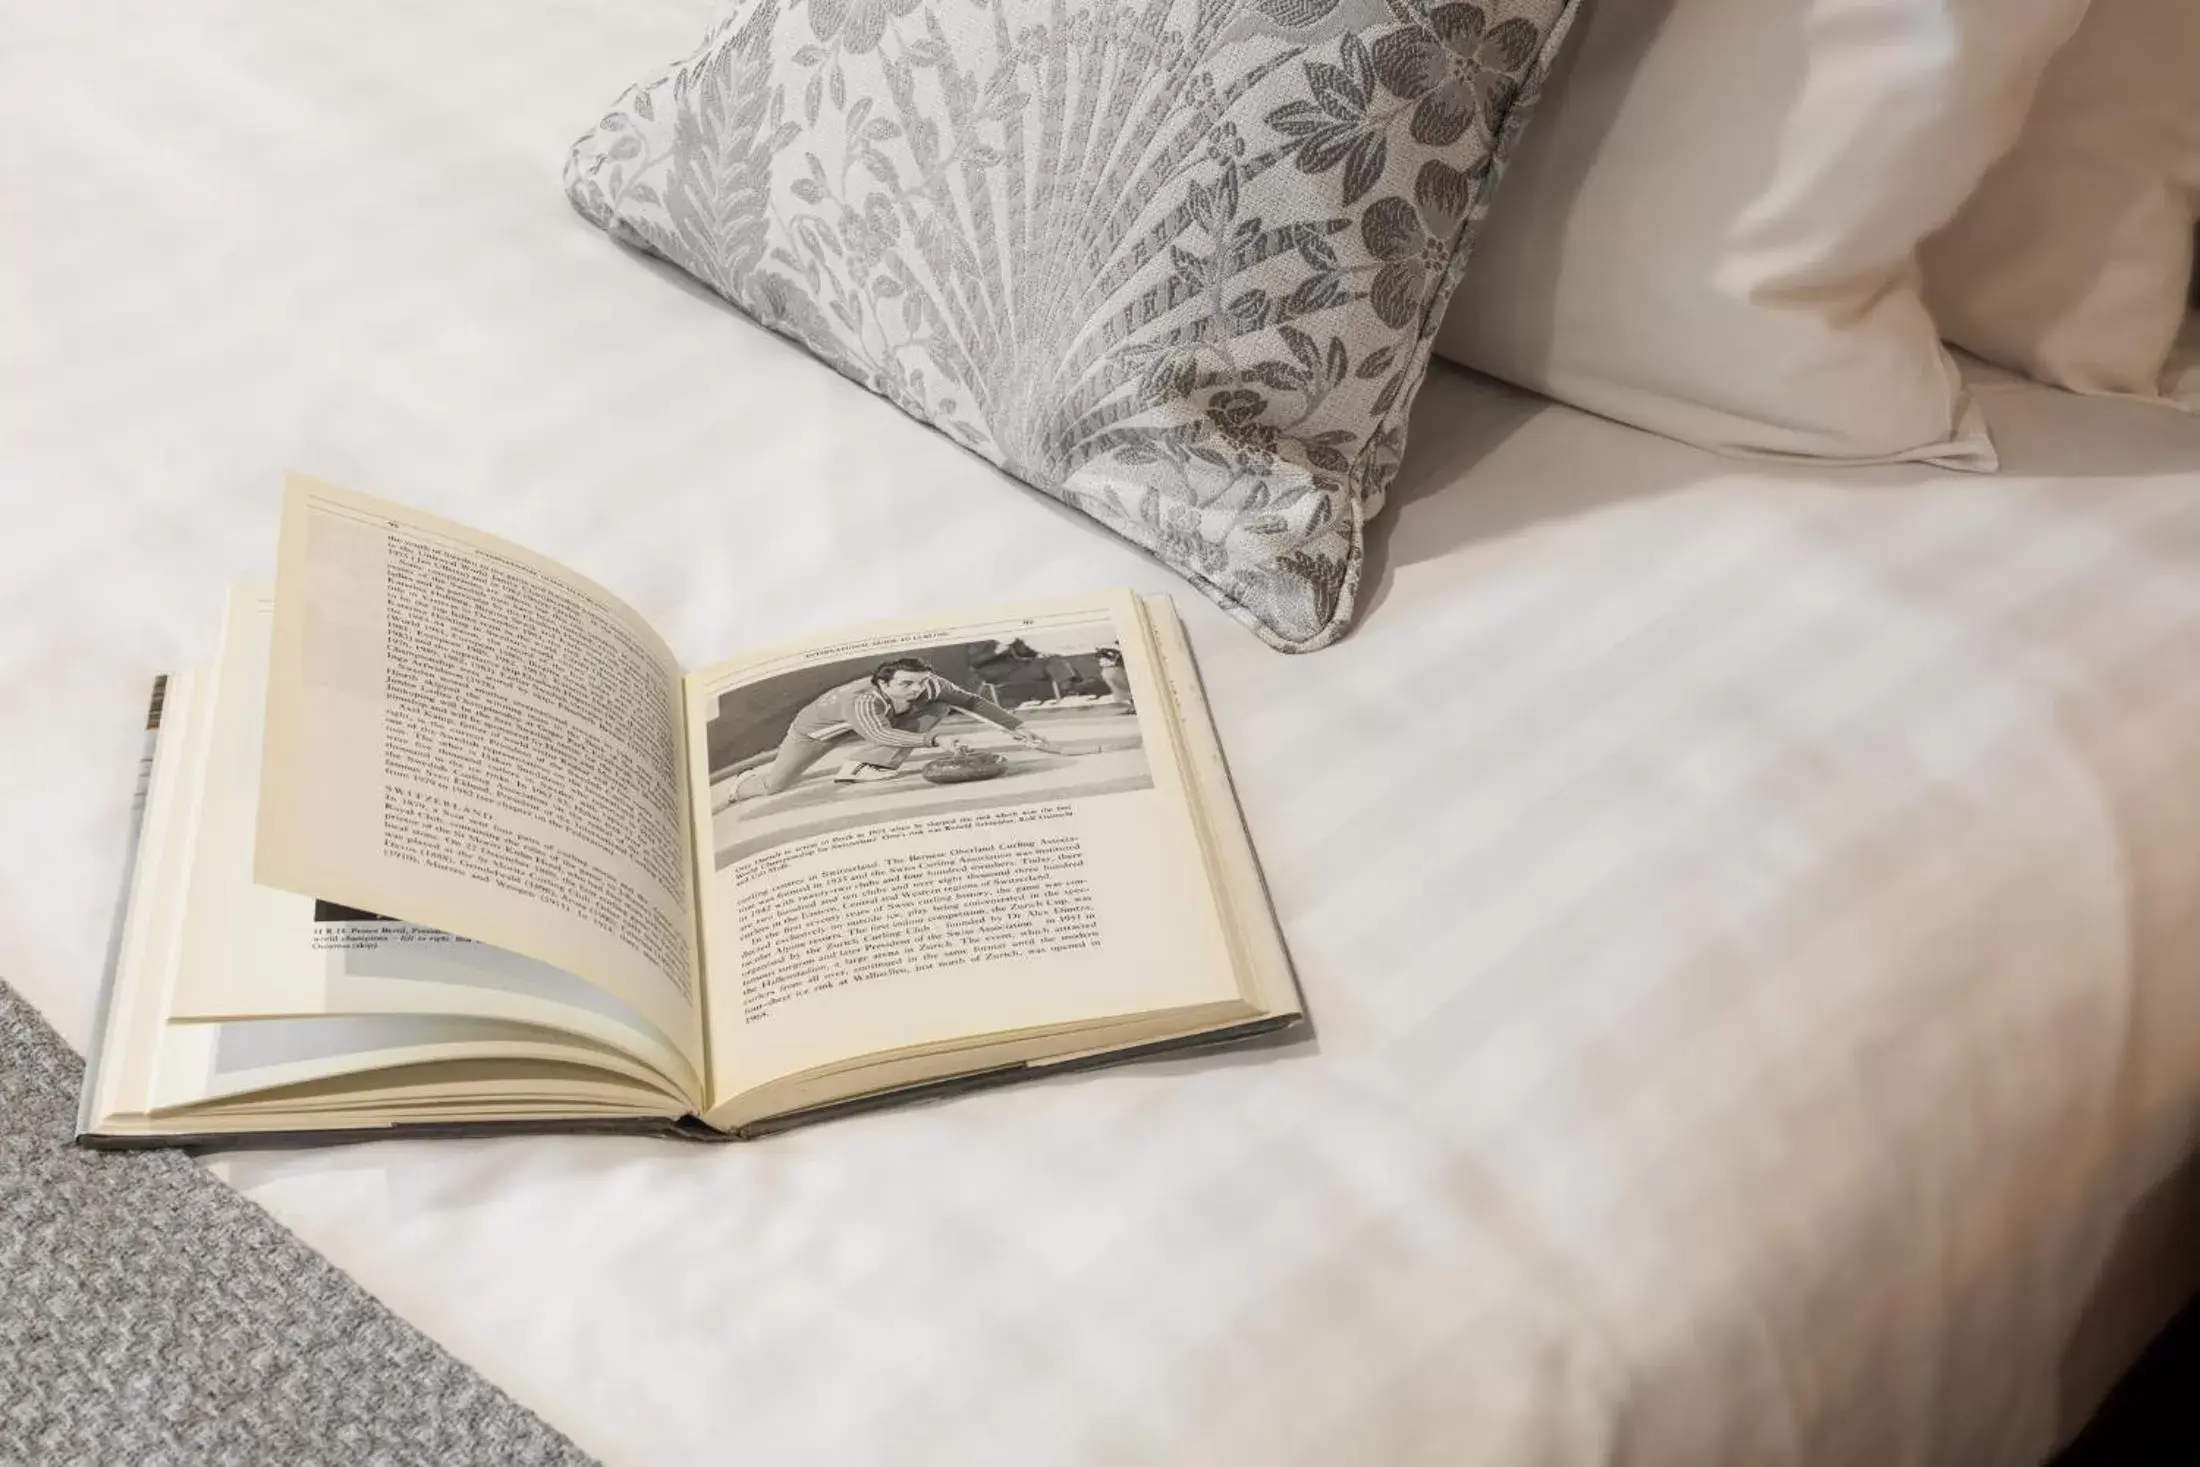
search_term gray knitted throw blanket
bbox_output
[0,981,594,1466]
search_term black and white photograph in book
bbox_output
[706,619,1152,866]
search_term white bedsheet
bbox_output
[7,4,2200,1464]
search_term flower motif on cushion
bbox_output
[1206,388,1268,430]
[1361,159,1474,329]
[807,0,920,54]
[1371,3,1541,147]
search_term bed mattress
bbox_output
[7,3,2200,1463]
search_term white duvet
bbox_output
[6,4,2200,1464]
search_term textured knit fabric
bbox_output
[0,982,595,1467]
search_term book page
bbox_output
[257,477,704,1073]
[147,1012,680,1111]
[684,591,1244,1109]
[83,667,216,1136]
[165,587,701,1102]
[1134,596,1303,1022]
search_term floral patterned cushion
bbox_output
[567,0,1579,651]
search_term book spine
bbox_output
[74,677,171,1141]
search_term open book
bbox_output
[78,478,1303,1146]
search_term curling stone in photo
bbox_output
[921,750,1011,785]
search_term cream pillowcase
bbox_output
[1921,0,2200,410]
[1433,0,2093,468]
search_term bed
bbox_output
[6,3,2200,1463]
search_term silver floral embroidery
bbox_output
[568,0,1578,650]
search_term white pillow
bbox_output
[1921,0,2200,410]
[1434,0,2092,468]
[2172,311,2200,408]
